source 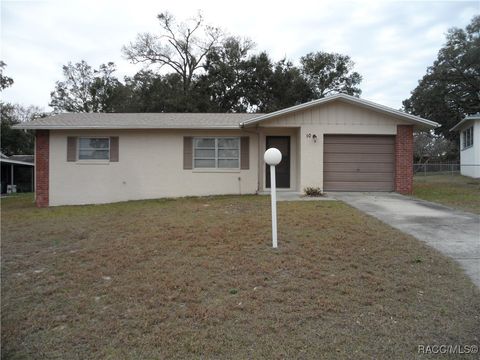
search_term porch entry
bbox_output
[265,136,290,188]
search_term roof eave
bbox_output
[450,118,479,132]
[13,125,243,130]
[450,121,464,132]
[0,159,35,166]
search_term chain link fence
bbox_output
[413,162,480,176]
[414,162,460,176]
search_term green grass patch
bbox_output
[413,174,480,214]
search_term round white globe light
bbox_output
[264,148,282,166]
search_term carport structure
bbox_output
[0,155,34,194]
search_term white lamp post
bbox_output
[264,148,282,248]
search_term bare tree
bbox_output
[414,131,455,163]
[13,104,44,122]
[122,12,223,95]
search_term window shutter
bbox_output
[183,137,193,169]
[110,137,119,162]
[67,136,77,162]
[240,136,249,170]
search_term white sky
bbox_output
[1,0,478,111]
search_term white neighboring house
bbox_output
[451,113,480,178]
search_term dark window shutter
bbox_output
[240,136,249,170]
[67,137,77,162]
[110,137,119,162]
[183,137,193,169]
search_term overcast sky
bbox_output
[1,0,478,111]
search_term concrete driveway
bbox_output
[331,192,480,288]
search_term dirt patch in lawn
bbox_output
[414,174,480,214]
[2,195,479,359]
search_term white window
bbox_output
[194,137,240,169]
[78,137,110,160]
[462,126,473,150]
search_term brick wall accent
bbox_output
[35,130,49,207]
[395,125,414,194]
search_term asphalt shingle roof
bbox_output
[14,94,439,130]
[14,113,262,130]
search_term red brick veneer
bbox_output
[395,125,413,194]
[35,130,49,207]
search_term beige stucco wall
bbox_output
[49,129,259,206]
[48,100,419,205]
[258,100,411,191]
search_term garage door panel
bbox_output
[323,135,395,192]
[324,162,395,173]
[324,172,394,182]
[324,143,394,154]
[324,181,394,191]
[325,153,394,163]
[324,135,395,145]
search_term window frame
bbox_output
[77,137,111,161]
[462,126,473,150]
[193,137,240,170]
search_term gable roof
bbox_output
[14,94,439,130]
[240,93,439,129]
[450,113,480,132]
[14,113,262,130]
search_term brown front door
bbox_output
[266,136,290,188]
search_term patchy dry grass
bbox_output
[1,195,479,359]
[414,174,480,214]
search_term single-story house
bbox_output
[450,113,480,178]
[15,94,439,207]
[0,153,35,194]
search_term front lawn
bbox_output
[1,195,479,359]
[413,174,480,214]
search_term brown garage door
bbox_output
[324,135,395,191]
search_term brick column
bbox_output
[395,125,413,194]
[35,130,49,207]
